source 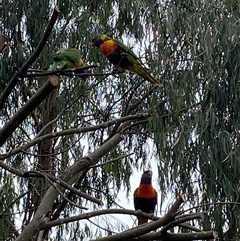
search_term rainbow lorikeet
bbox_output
[48,48,87,80]
[91,35,160,86]
[134,170,157,225]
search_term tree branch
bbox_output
[15,134,123,241]
[39,208,159,230]
[89,153,134,168]
[0,76,60,147]
[160,213,205,233]
[89,196,184,241]
[24,65,98,77]
[0,7,60,110]
[0,163,103,206]
[40,172,88,210]
[178,223,202,232]
[126,230,218,241]
[23,171,103,206]
[0,113,149,160]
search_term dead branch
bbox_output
[39,172,88,210]
[177,222,202,232]
[0,160,23,176]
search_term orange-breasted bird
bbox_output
[91,35,160,86]
[134,170,157,225]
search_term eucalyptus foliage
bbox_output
[0,0,240,240]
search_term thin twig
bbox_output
[89,153,134,168]
[176,201,240,216]
[23,65,99,77]
[160,213,205,233]
[178,222,202,232]
[40,208,159,230]
[87,219,118,235]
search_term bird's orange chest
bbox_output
[100,40,119,57]
[136,184,156,198]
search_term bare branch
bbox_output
[23,171,103,206]
[178,223,202,232]
[0,161,103,206]
[89,153,134,168]
[40,172,88,210]
[127,230,218,241]
[0,77,60,147]
[23,65,98,77]
[176,201,240,216]
[39,208,158,230]
[0,160,23,176]
[0,113,149,160]
[160,213,205,233]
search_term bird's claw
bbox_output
[136,209,144,215]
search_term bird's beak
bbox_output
[147,171,152,178]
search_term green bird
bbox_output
[91,35,160,86]
[49,48,87,80]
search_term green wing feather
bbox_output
[55,48,81,64]
[114,39,161,86]
[48,60,73,71]
[48,48,82,71]
[113,38,148,68]
[113,38,140,60]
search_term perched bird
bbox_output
[91,35,160,86]
[134,170,157,225]
[48,48,87,80]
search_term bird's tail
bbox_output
[131,64,161,86]
[137,216,148,225]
